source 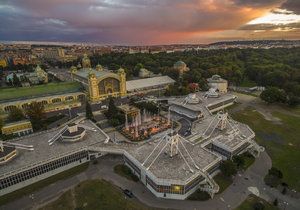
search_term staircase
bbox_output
[247,138,265,157]
[199,172,219,198]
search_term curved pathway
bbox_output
[1,152,299,210]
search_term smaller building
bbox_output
[0,59,7,68]
[71,55,127,103]
[139,68,152,78]
[1,120,33,136]
[173,61,189,75]
[6,65,48,85]
[207,75,228,93]
[126,76,175,93]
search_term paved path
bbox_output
[2,152,299,210]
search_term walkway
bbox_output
[2,151,299,210]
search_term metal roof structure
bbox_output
[126,76,175,92]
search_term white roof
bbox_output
[126,76,175,91]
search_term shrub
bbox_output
[253,202,265,210]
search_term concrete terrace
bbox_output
[130,138,221,182]
[0,120,107,178]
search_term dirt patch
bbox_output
[255,109,282,124]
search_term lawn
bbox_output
[0,163,89,206]
[0,82,82,101]
[113,164,139,182]
[187,189,211,201]
[238,152,255,170]
[232,108,300,191]
[214,173,233,194]
[235,194,278,210]
[40,179,158,210]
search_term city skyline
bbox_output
[0,0,300,45]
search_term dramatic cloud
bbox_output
[0,0,299,44]
[280,0,300,14]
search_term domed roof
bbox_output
[174,60,186,67]
[118,67,125,74]
[70,66,77,73]
[96,64,103,71]
[35,64,43,72]
[140,68,149,73]
[211,74,221,80]
[82,54,91,68]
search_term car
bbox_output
[123,189,133,198]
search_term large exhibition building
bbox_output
[0,91,264,200]
[0,55,175,117]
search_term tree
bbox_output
[233,155,245,169]
[253,202,265,210]
[0,117,3,131]
[7,78,13,86]
[133,63,144,77]
[85,101,94,120]
[287,94,300,107]
[12,73,21,87]
[269,167,283,179]
[107,97,117,118]
[273,198,278,206]
[282,187,287,195]
[26,102,46,131]
[260,87,287,104]
[264,167,283,188]
[8,107,25,122]
[220,160,237,177]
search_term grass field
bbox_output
[214,173,233,194]
[232,108,300,191]
[235,194,278,210]
[0,163,89,206]
[0,82,81,101]
[40,179,158,210]
[187,189,211,201]
[113,164,139,182]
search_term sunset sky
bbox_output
[0,0,299,45]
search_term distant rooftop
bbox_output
[0,82,82,102]
[73,68,117,80]
[0,120,107,178]
[126,76,175,92]
[207,75,227,83]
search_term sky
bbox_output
[0,0,299,45]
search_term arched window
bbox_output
[4,105,17,112]
[65,96,74,101]
[77,94,86,101]
[22,103,31,109]
[52,98,62,103]
[98,78,120,95]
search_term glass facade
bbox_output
[207,98,235,111]
[0,150,88,190]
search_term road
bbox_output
[2,151,299,210]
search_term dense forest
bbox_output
[89,48,300,105]
[2,47,300,105]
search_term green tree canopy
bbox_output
[220,160,237,177]
[7,107,25,122]
[26,102,46,131]
[85,101,94,120]
[260,87,287,104]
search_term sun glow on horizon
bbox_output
[247,9,300,25]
